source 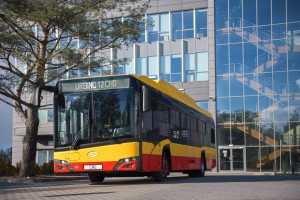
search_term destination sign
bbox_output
[59,77,130,93]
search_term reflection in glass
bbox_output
[243,43,257,72]
[184,53,195,82]
[258,72,273,95]
[183,10,194,39]
[216,76,229,97]
[215,0,228,30]
[229,0,242,28]
[244,73,258,96]
[172,12,182,40]
[272,0,286,24]
[216,44,229,75]
[244,96,259,123]
[196,9,207,37]
[216,30,229,44]
[272,24,286,40]
[231,125,245,145]
[275,122,290,145]
[243,0,256,27]
[246,147,260,172]
[257,0,270,25]
[136,57,147,75]
[160,55,171,82]
[171,54,182,82]
[273,72,287,95]
[196,52,208,81]
[258,95,273,123]
[148,56,158,79]
[287,0,300,22]
[148,14,159,42]
[274,100,289,123]
[231,97,244,123]
[245,123,259,146]
[217,125,231,145]
[258,26,271,41]
[258,123,275,147]
[217,97,230,123]
[196,101,209,111]
[260,147,275,172]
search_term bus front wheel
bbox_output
[88,172,105,183]
[153,152,170,182]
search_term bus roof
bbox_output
[129,74,213,119]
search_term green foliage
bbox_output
[0,160,17,176]
[0,161,54,176]
[0,148,12,164]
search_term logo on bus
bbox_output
[87,151,98,158]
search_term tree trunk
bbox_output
[19,107,39,177]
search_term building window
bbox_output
[183,10,194,39]
[148,13,170,42]
[172,12,183,40]
[160,55,171,82]
[197,101,209,111]
[148,56,158,79]
[137,56,158,79]
[37,149,54,166]
[38,109,53,124]
[148,14,159,42]
[171,54,182,82]
[196,52,208,81]
[196,9,207,37]
[184,53,196,82]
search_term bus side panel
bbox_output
[169,143,201,171]
[141,142,163,172]
[203,147,217,170]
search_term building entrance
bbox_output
[219,146,245,171]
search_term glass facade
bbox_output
[216,0,300,172]
[64,9,208,83]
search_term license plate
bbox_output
[84,165,103,170]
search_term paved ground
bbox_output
[0,172,300,200]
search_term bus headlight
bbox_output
[54,159,74,172]
[114,156,138,171]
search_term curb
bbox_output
[0,175,88,184]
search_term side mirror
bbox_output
[142,85,151,112]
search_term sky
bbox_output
[0,100,12,150]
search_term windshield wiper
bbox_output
[70,117,90,150]
[106,134,118,144]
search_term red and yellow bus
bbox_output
[52,74,216,182]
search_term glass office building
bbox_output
[12,0,300,173]
[216,0,300,172]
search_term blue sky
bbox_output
[0,100,12,150]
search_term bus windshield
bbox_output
[55,90,136,147]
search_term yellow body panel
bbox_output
[54,142,139,163]
[142,140,216,159]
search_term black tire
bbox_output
[188,156,205,177]
[88,172,105,183]
[153,152,170,182]
[199,156,206,177]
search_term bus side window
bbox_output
[211,127,215,144]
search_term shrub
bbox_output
[0,160,17,176]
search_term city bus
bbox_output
[51,74,216,182]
